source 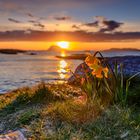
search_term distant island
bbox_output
[47,45,68,52]
[0,49,26,54]
[103,48,140,52]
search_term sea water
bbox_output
[0,50,140,93]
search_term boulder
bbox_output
[68,62,91,84]
[0,130,26,140]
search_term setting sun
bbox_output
[56,41,69,49]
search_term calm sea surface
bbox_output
[0,51,140,93]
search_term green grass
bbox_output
[45,100,102,124]
[0,79,140,139]
[0,82,83,134]
[0,82,81,116]
[17,110,40,125]
[42,105,140,140]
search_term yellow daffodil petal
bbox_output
[103,67,109,78]
[85,55,109,79]
[95,67,103,78]
[85,55,100,67]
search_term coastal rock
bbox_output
[108,56,140,75]
[0,49,26,55]
[68,62,91,84]
[0,130,27,140]
[68,56,140,84]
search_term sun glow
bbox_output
[61,51,66,57]
[56,41,69,49]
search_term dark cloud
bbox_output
[8,15,45,29]
[26,12,34,18]
[28,19,45,29]
[26,12,46,22]
[8,18,21,23]
[0,30,140,42]
[83,16,123,32]
[54,16,71,21]
[33,23,45,29]
[28,20,37,23]
[83,21,98,27]
[99,20,123,32]
[72,25,81,30]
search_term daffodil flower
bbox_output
[92,66,108,78]
[85,55,109,79]
[85,55,100,67]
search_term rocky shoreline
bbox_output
[0,49,26,55]
[58,55,140,75]
[106,56,140,75]
[68,55,140,83]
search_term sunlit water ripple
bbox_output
[0,52,82,93]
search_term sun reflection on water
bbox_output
[60,60,67,68]
[57,59,69,80]
[61,51,66,57]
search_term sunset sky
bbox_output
[0,0,140,50]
